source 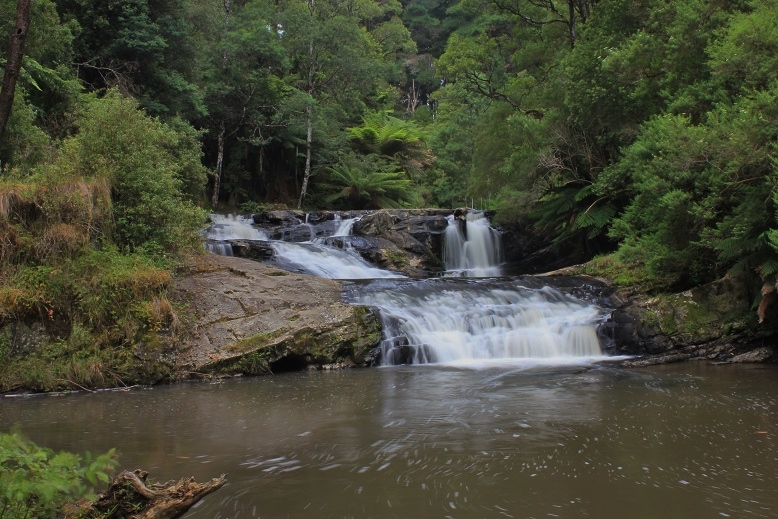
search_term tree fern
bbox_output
[322,162,414,209]
[574,200,617,239]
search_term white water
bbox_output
[205,211,606,365]
[270,241,404,280]
[204,214,402,279]
[205,214,268,255]
[443,212,503,277]
[350,280,604,365]
[332,215,360,237]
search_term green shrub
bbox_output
[0,430,117,518]
[56,91,207,258]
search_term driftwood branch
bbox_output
[64,469,227,519]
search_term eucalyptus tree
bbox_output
[0,0,79,167]
[267,0,404,208]
[0,0,30,144]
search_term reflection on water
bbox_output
[2,363,777,519]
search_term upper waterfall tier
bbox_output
[443,212,503,277]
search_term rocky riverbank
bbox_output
[4,208,776,396]
[576,272,778,366]
[171,254,381,377]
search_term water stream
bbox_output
[204,211,607,365]
[3,211,777,518]
[2,363,777,518]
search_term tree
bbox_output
[0,0,31,144]
[273,0,391,208]
[323,153,415,209]
[483,0,596,47]
[56,0,205,119]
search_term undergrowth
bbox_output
[0,91,207,394]
[0,430,118,518]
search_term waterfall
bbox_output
[205,214,268,255]
[443,212,503,277]
[204,213,402,279]
[333,215,360,237]
[205,211,608,365]
[270,241,403,280]
[348,279,604,365]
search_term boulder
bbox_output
[172,254,382,376]
[593,275,777,365]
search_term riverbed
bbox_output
[2,361,776,518]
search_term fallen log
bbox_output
[64,469,227,519]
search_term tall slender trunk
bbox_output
[297,104,313,209]
[211,0,232,207]
[298,32,315,209]
[0,0,31,145]
[568,0,576,47]
[212,122,225,208]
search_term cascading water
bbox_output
[443,212,503,277]
[269,241,402,280]
[205,210,607,364]
[347,279,604,365]
[204,213,401,280]
[204,214,268,255]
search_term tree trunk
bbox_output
[212,121,225,208]
[298,30,316,209]
[568,0,576,47]
[297,103,313,209]
[0,0,32,145]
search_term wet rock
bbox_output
[725,347,775,364]
[253,210,306,226]
[621,353,693,367]
[595,275,777,366]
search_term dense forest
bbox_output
[1,0,777,390]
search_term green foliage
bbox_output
[709,1,778,93]
[0,247,179,392]
[57,91,207,257]
[347,112,433,182]
[0,430,117,518]
[58,0,206,118]
[322,154,416,209]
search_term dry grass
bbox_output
[34,223,90,262]
[0,221,19,266]
[141,296,181,335]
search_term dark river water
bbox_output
[2,361,777,519]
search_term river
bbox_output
[2,362,777,518]
[3,211,777,517]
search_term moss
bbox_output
[225,328,290,354]
[642,287,751,344]
[583,254,654,287]
[382,248,409,268]
[206,307,382,377]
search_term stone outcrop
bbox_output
[172,254,381,377]
[349,209,449,276]
[595,275,777,366]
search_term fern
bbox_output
[322,163,414,209]
[574,200,617,239]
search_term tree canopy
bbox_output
[0,0,775,295]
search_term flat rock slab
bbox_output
[172,254,368,371]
